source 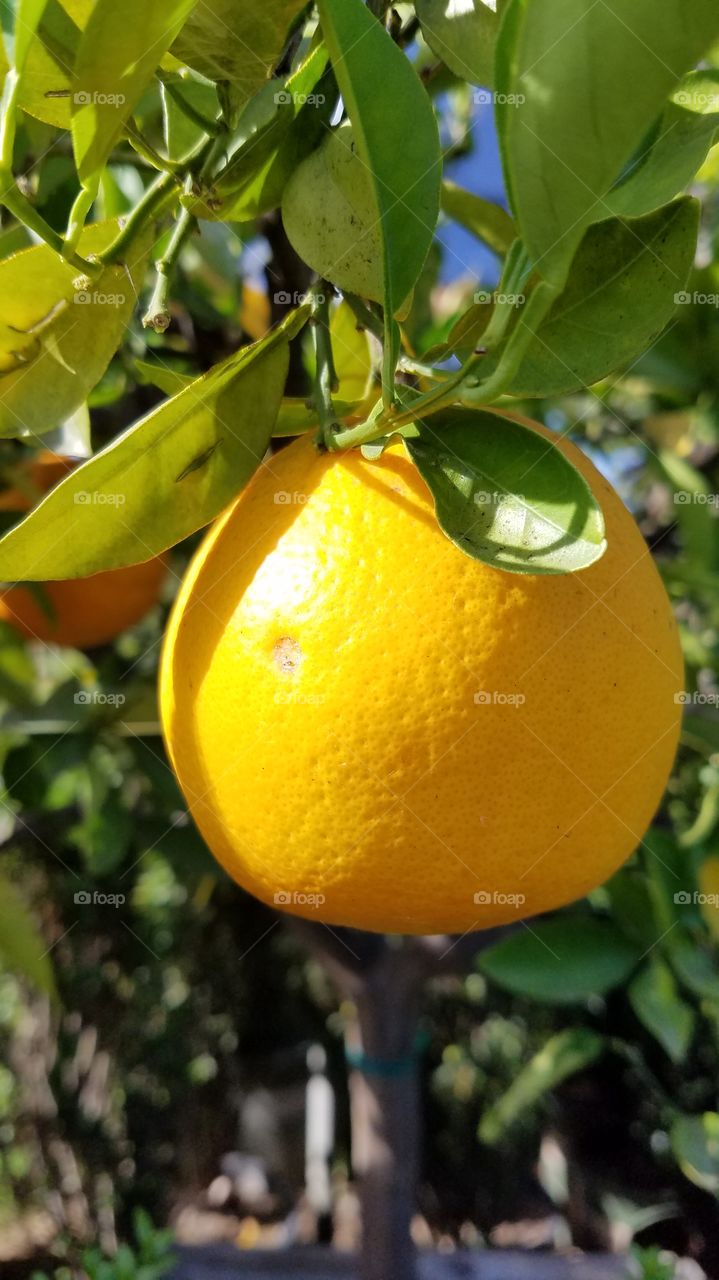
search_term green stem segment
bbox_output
[311,283,340,448]
[99,171,180,266]
[142,198,195,332]
[140,132,226,330]
[0,69,98,274]
[330,278,560,451]
[0,176,99,275]
[64,181,98,256]
[125,122,184,176]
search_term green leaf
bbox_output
[330,300,373,403]
[607,72,719,218]
[0,308,307,579]
[405,408,606,574]
[171,0,306,95]
[479,917,641,1003]
[1,0,50,71]
[133,360,193,397]
[162,74,220,161]
[422,301,494,364]
[15,0,85,128]
[72,0,196,182]
[496,0,719,284]
[505,199,699,396]
[671,1113,719,1192]
[416,0,508,90]
[282,122,387,305]
[657,449,719,573]
[69,792,132,875]
[317,0,442,317]
[479,1029,604,1143]
[272,397,358,438]
[440,180,516,258]
[0,869,56,998]
[628,959,695,1064]
[602,868,659,952]
[669,936,719,1001]
[0,620,35,701]
[0,218,151,439]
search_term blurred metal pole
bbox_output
[287,920,516,1280]
[345,942,423,1280]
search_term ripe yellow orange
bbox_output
[0,452,167,649]
[160,418,683,935]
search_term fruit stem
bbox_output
[311,282,340,447]
[330,278,561,450]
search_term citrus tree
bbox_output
[1,0,719,1277]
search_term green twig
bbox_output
[142,199,196,332]
[64,180,98,256]
[98,171,180,265]
[0,68,98,273]
[125,120,184,175]
[140,130,227,330]
[344,293,384,342]
[331,279,560,451]
[311,283,339,448]
[0,176,99,275]
[0,68,20,173]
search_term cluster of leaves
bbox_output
[0,0,718,583]
[0,607,340,1244]
[31,1209,175,1280]
[427,215,719,1244]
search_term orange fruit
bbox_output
[0,452,167,649]
[160,419,683,935]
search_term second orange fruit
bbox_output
[0,452,166,649]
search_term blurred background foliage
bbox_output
[2,23,719,1280]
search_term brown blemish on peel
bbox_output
[274,636,303,673]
